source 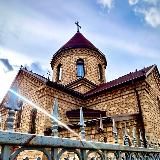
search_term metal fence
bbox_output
[0,89,160,160]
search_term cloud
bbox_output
[142,0,159,5]
[135,7,160,28]
[128,0,139,5]
[26,62,48,76]
[128,0,160,28]
[97,0,114,9]
[91,31,160,60]
[0,58,13,72]
[143,7,160,28]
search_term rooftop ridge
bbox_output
[85,65,155,97]
[58,32,98,52]
[20,68,48,83]
[107,65,153,83]
[20,68,84,98]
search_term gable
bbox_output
[146,66,160,93]
[66,78,96,94]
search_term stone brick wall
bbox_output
[15,71,46,134]
[1,66,160,160]
[68,83,94,94]
[83,81,145,144]
[85,83,140,116]
[37,86,83,129]
[51,48,106,86]
[139,70,160,145]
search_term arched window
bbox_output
[98,64,103,80]
[77,59,85,78]
[29,108,37,134]
[57,64,62,81]
[15,100,23,128]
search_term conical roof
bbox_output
[51,32,107,66]
[60,32,98,50]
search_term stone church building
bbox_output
[0,29,160,158]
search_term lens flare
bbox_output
[9,89,102,150]
[9,89,80,137]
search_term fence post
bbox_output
[80,107,85,140]
[80,149,87,160]
[1,145,12,160]
[6,110,16,132]
[132,127,137,147]
[139,129,144,148]
[51,148,58,160]
[123,123,129,146]
[51,98,59,160]
[112,118,118,144]
[51,98,59,137]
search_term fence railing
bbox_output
[0,130,160,160]
[0,90,160,160]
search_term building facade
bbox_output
[0,30,160,159]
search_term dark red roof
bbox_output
[61,32,97,50]
[51,32,107,66]
[58,32,98,52]
[85,65,155,97]
[66,108,106,118]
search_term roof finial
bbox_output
[75,21,81,32]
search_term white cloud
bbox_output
[0,63,17,102]
[90,31,160,60]
[143,0,159,5]
[128,0,160,28]
[135,7,160,28]
[128,0,139,5]
[0,46,50,102]
[144,8,160,28]
[0,47,32,66]
[97,0,114,9]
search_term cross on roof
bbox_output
[75,21,81,32]
[47,71,51,80]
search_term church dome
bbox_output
[59,32,98,51]
[51,32,107,66]
[51,30,107,86]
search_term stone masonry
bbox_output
[0,31,160,159]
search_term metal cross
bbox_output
[75,21,81,32]
[47,71,51,80]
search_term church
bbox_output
[0,23,160,157]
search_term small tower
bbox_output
[51,24,107,93]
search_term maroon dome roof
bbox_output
[60,32,98,50]
[51,32,107,66]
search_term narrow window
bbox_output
[77,59,85,78]
[16,107,23,128]
[157,97,160,111]
[29,108,37,134]
[57,64,62,81]
[98,64,103,80]
[15,100,23,128]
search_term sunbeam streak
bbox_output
[9,89,80,138]
[9,89,104,150]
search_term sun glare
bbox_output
[0,64,17,102]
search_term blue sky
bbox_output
[0,0,160,101]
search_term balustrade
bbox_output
[0,90,159,160]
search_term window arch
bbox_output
[76,59,85,78]
[29,108,37,134]
[98,64,103,81]
[57,64,62,81]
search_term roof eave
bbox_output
[84,76,146,98]
[51,47,107,69]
